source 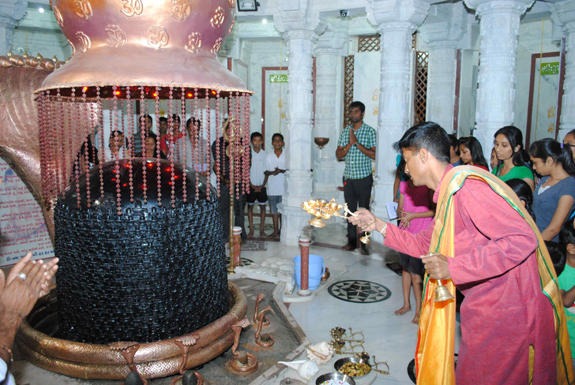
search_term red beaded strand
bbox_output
[82,88,91,208]
[38,92,49,204]
[169,86,176,208]
[68,88,82,208]
[243,94,250,196]
[126,87,134,203]
[181,87,187,203]
[112,86,122,215]
[209,92,218,202]
[155,86,162,206]
[234,92,241,199]
[140,86,147,204]
[96,86,105,202]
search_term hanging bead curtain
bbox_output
[38,86,250,212]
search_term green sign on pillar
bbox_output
[269,74,288,83]
[540,62,559,76]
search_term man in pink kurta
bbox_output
[349,122,564,384]
[386,173,556,385]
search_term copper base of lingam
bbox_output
[16,282,247,380]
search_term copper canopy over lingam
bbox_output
[41,0,249,96]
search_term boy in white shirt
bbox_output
[247,132,268,239]
[264,133,286,240]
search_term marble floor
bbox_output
[232,220,459,385]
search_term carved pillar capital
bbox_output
[273,1,326,40]
[464,0,535,16]
[366,0,429,31]
[314,27,347,57]
[419,2,468,49]
[553,0,575,32]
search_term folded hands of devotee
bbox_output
[0,253,59,365]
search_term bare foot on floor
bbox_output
[394,305,411,315]
[411,313,420,324]
[247,231,254,239]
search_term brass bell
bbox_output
[434,280,454,302]
[359,233,371,244]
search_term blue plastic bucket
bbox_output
[293,254,324,290]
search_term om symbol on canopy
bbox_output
[210,6,225,28]
[185,32,202,54]
[170,0,192,21]
[147,26,169,49]
[211,37,223,54]
[105,25,127,48]
[121,0,144,17]
[73,0,93,19]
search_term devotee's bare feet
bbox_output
[394,305,411,315]
[259,229,265,238]
[411,313,420,324]
[247,230,254,239]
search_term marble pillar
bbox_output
[463,0,534,155]
[281,29,316,245]
[313,29,346,200]
[554,0,575,140]
[420,3,468,133]
[426,43,458,133]
[367,0,429,226]
[0,0,28,54]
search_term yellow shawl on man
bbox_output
[415,166,574,385]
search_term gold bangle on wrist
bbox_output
[379,221,387,236]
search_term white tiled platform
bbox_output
[235,222,425,385]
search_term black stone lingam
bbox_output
[54,159,228,343]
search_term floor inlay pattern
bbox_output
[328,280,391,303]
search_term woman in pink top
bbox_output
[395,160,434,323]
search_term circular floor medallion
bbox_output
[328,280,391,303]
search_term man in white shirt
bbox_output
[247,132,268,238]
[264,133,286,240]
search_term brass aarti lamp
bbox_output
[301,199,372,244]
